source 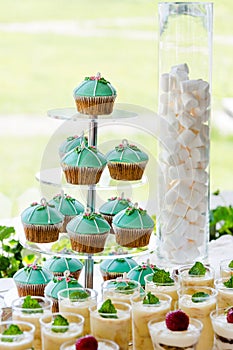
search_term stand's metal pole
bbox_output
[85,255,94,289]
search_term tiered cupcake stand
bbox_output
[19,103,157,288]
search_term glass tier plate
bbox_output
[35,167,147,189]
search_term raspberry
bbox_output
[227,308,233,323]
[75,335,98,350]
[165,310,189,331]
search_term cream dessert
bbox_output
[90,299,131,350]
[178,262,214,288]
[131,292,172,350]
[148,310,203,350]
[39,313,84,350]
[60,336,119,350]
[12,296,52,350]
[0,321,35,350]
[215,276,233,309]
[220,259,233,278]
[178,287,217,350]
[211,308,233,350]
[145,269,179,310]
[58,287,97,335]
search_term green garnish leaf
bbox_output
[22,295,43,314]
[69,290,89,301]
[143,292,160,305]
[228,260,233,269]
[191,292,210,303]
[152,269,174,284]
[51,315,69,333]
[98,299,118,319]
[115,281,137,294]
[224,276,233,288]
[188,262,206,276]
[2,325,23,342]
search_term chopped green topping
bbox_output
[224,276,233,288]
[143,292,160,305]
[191,292,210,303]
[228,260,233,269]
[69,290,89,301]
[98,299,118,319]
[51,315,69,333]
[188,262,206,276]
[2,325,23,342]
[22,296,43,314]
[115,281,137,294]
[152,269,174,285]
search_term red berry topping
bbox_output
[165,310,189,331]
[227,308,233,323]
[75,335,98,350]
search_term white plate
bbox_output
[0,278,16,292]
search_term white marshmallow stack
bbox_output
[158,63,210,264]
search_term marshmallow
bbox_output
[185,222,200,238]
[177,112,196,129]
[197,214,207,228]
[178,129,196,146]
[180,79,201,93]
[160,93,169,104]
[189,134,205,148]
[197,160,209,169]
[184,189,202,209]
[159,150,180,166]
[162,136,180,152]
[201,109,210,123]
[192,106,206,117]
[159,102,169,116]
[174,180,192,200]
[196,80,209,99]
[163,214,183,232]
[160,73,174,92]
[191,118,202,133]
[171,63,189,74]
[171,200,188,217]
[200,124,210,143]
[182,241,200,260]
[169,164,187,180]
[187,169,208,184]
[178,148,189,162]
[192,181,208,194]
[196,201,207,214]
[165,188,179,205]
[164,231,185,249]
[166,111,177,125]
[181,93,199,110]
[186,208,199,222]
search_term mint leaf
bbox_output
[115,281,137,294]
[98,299,118,319]
[188,262,206,276]
[152,269,174,284]
[22,296,43,314]
[69,290,89,301]
[51,315,69,333]
[2,325,23,342]
[228,260,233,269]
[224,276,233,288]
[191,292,210,303]
[143,292,160,305]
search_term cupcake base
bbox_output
[100,270,124,281]
[107,161,147,181]
[75,96,116,115]
[61,165,105,185]
[68,231,109,254]
[23,223,62,243]
[101,214,115,234]
[15,283,47,297]
[113,226,153,248]
[44,296,58,313]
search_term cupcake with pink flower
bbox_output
[127,260,159,288]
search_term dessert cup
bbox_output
[144,273,179,310]
[178,286,217,350]
[220,259,233,278]
[214,277,233,309]
[58,287,98,335]
[210,308,233,350]
[39,312,84,350]
[60,338,119,350]
[178,264,215,288]
[0,320,35,350]
[148,317,203,350]
[12,296,52,350]
[90,301,131,350]
[131,292,172,350]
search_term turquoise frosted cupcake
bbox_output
[59,133,88,158]
[106,139,149,181]
[99,193,132,233]
[127,260,159,288]
[100,257,138,281]
[112,203,154,248]
[43,256,83,280]
[67,211,110,254]
[49,192,84,232]
[61,143,107,185]
[13,263,53,297]
[21,198,64,243]
[73,72,117,115]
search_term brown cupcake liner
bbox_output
[15,283,48,297]
[53,270,82,281]
[75,96,116,115]
[100,270,124,281]
[44,296,58,313]
[61,165,105,185]
[101,214,115,234]
[68,231,109,254]
[107,161,147,181]
[61,215,76,233]
[112,225,153,248]
[23,223,62,243]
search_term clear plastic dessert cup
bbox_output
[144,273,179,310]
[220,259,233,278]
[58,287,97,335]
[60,337,119,350]
[178,264,215,288]
[131,292,172,350]
[0,320,35,350]
[101,278,141,304]
[39,312,84,350]
[215,277,233,309]
[148,317,203,350]
[12,296,52,350]
[178,286,217,350]
[210,308,233,350]
[90,301,131,350]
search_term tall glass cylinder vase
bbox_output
[157,2,213,265]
